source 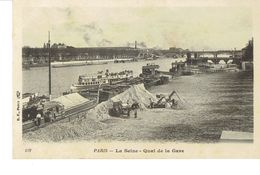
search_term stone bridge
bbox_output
[186,50,242,64]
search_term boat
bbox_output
[22,93,97,133]
[139,63,169,88]
[70,69,134,93]
[114,58,138,63]
[182,69,195,76]
[52,63,87,68]
[225,64,240,72]
[52,61,87,68]
[86,61,108,65]
[169,61,186,75]
[181,65,201,75]
[204,63,240,73]
[52,60,109,68]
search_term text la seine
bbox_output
[94,148,184,153]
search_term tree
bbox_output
[243,39,253,61]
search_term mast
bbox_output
[48,31,52,100]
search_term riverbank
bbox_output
[23,57,164,69]
[23,71,253,142]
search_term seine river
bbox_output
[23,58,182,97]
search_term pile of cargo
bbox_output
[52,93,90,110]
[87,84,157,120]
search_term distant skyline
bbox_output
[23,6,252,50]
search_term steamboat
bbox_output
[70,69,134,93]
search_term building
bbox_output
[22,45,140,65]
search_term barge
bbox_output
[22,93,97,133]
[139,63,169,88]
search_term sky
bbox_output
[22,6,252,50]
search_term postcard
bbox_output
[13,0,260,158]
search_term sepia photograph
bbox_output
[12,0,260,158]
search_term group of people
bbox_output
[34,109,56,127]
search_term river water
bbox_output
[23,58,182,97]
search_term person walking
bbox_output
[131,101,139,118]
[126,100,131,117]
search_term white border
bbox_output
[1,1,260,175]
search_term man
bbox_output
[171,98,178,108]
[122,100,131,117]
[36,113,41,126]
[131,101,140,118]
[149,98,155,108]
[126,100,131,117]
